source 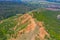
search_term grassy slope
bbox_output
[0,9,60,40]
[0,16,18,40]
[0,14,29,40]
[0,14,23,40]
[31,9,60,40]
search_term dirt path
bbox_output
[16,25,39,40]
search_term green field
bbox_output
[0,9,60,40]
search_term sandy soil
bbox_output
[9,14,50,40]
[37,22,50,40]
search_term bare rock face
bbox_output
[9,14,50,40]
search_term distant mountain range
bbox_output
[46,0,60,3]
[21,0,60,3]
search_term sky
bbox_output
[0,0,60,3]
[0,0,21,1]
[0,0,59,1]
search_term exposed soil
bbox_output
[9,14,50,40]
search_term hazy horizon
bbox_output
[0,0,60,3]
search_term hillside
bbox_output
[0,9,60,40]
